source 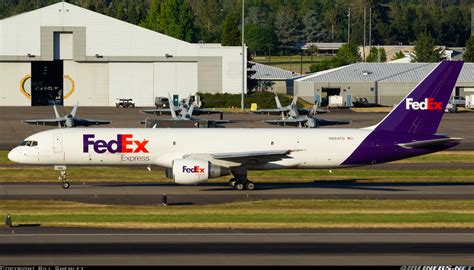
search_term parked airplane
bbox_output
[250,94,329,116]
[142,94,225,119]
[9,61,463,191]
[141,94,229,126]
[263,97,351,128]
[24,103,111,128]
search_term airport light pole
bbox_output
[347,8,351,43]
[241,0,245,111]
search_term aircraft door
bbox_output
[53,133,63,153]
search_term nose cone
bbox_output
[7,148,19,163]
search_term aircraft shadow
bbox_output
[92,180,473,192]
[201,180,414,192]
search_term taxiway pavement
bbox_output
[0,228,472,265]
[1,182,472,205]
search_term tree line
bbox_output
[0,0,473,55]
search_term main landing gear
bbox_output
[229,166,255,190]
[55,166,70,189]
[228,167,255,191]
[228,178,255,190]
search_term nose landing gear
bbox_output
[55,165,70,189]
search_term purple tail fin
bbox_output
[372,61,463,134]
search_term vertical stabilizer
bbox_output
[371,61,463,134]
[275,94,282,109]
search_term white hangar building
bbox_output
[295,62,474,107]
[0,2,245,107]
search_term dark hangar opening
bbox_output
[31,60,64,106]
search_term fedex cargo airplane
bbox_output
[8,61,463,190]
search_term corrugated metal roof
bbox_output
[250,61,300,80]
[297,62,474,83]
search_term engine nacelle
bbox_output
[165,159,231,185]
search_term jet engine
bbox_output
[165,158,231,184]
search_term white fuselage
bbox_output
[8,128,372,169]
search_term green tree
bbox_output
[221,12,240,46]
[336,43,361,64]
[309,42,360,73]
[139,0,162,32]
[302,9,328,42]
[247,55,257,94]
[366,47,387,62]
[391,50,406,61]
[366,47,379,62]
[190,0,224,42]
[140,0,196,42]
[412,32,441,62]
[161,0,196,42]
[274,6,303,53]
[245,24,276,54]
[309,57,345,73]
[114,2,127,21]
[378,48,387,62]
[463,36,474,62]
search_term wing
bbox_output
[24,119,65,126]
[141,109,173,115]
[213,120,230,124]
[185,149,298,166]
[78,119,112,126]
[398,138,462,149]
[263,119,306,127]
[193,108,223,115]
[250,108,290,115]
[314,118,351,126]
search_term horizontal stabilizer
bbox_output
[398,138,462,149]
[23,119,64,126]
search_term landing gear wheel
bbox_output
[229,178,238,187]
[235,182,245,191]
[245,181,255,190]
[61,181,70,189]
[58,169,69,189]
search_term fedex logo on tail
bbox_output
[83,134,149,154]
[182,165,205,174]
[405,98,443,110]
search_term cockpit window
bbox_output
[19,140,38,147]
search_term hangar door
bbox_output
[109,63,154,107]
[153,63,198,99]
